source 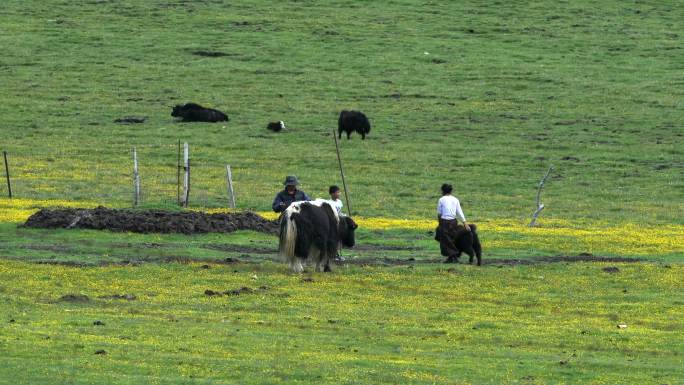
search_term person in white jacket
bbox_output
[436,183,471,263]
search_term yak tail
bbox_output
[279,211,297,259]
[470,224,482,258]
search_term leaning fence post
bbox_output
[133,147,140,206]
[3,151,11,199]
[182,142,189,207]
[529,165,554,227]
[225,165,236,208]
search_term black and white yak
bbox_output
[267,121,286,132]
[338,110,371,140]
[279,199,357,273]
[171,103,229,122]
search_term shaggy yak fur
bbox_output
[435,223,483,265]
[171,103,229,122]
[338,110,371,140]
[279,200,357,273]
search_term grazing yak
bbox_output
[267,121,286,132]
[171,103,229,122]
[279,199,357,273]
[435,224,483,265]
[338,110,371,140]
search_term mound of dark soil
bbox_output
[58,294,90,303]
[23,207,279,235]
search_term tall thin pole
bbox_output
[3,151,11,199]
[332,129,352,214]
[176,139,181,205]
[185,158,191,207]
[226,165,236,209]
[183,142,189,207]
[133,147,140,206]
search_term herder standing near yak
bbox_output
[436,183,471,263]
[272,175,311,213]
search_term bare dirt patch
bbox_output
[339,255,644,266]
[98,294,136,300]
[201,244,276,254]
[57,294,90,303]
[488,255,643,266]
[352,244,420,251]
[23,207,279,235]
[203,286,268,297]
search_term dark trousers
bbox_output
[436,219,468,260]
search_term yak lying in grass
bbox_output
[267,121,286,132]
[435,223,482,265]
[338,110,371,140]
[171,103,229,122]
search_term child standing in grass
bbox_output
[328,185,343,215]
[329,185,345,262]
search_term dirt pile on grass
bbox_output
[23,207,279,235]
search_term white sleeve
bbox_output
[437,199,443,216]
[454,199,466,222]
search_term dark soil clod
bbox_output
[204,289,222,296]
[23,207,279,235]
[99,294,136,301]
[192,50,232,57]
[226,287,253,296]
[114,116,146,124]
[602,266,620,274]
[561,156,581,162]
[58,294,90,303]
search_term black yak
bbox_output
[338,110,371,140]
[171,103,229,122]
[435,224,482,265]
[279,199,357,273]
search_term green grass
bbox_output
[0,0,681,223]
[1,1,683,383]
[1,259,683,385]
[2,222,680,267]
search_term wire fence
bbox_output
[0,143,238,209]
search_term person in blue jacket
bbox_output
[272,175,311,213]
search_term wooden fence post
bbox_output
[182,142,189,207]
[225,165,236,208]
[176,139,181,205]
[133,147,140,206]
[185,158,191,207]
[3,151,11,199]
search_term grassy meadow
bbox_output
[0,0,681,222]
[2,260,683,385]
[0,0,683,384]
